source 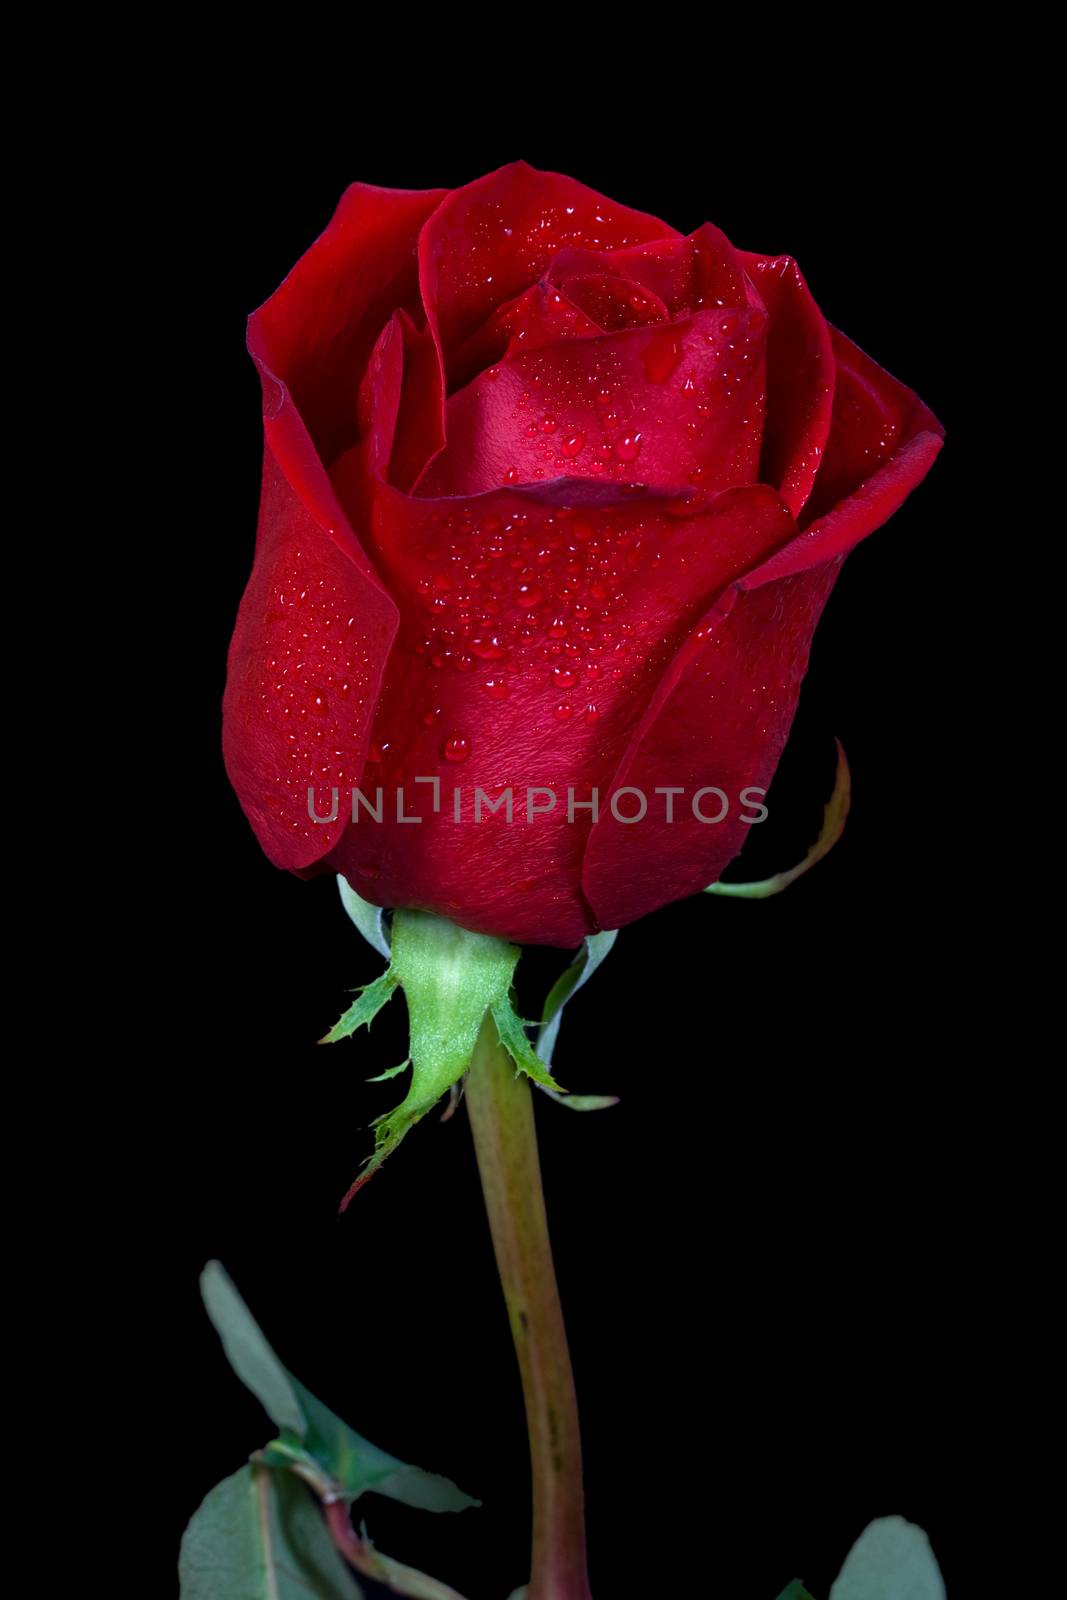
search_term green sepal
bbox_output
[536,930,618,1066]
[534,929,619,1108]
[538,1088,620,1112]
[337,875,391,958]
[340,910,568,1202]
[776,1585,817,1600]
[706,739,850,899]
[200,1262,479,1513]
[489,997,562,1093]
[367,1058,409,1083]
[320,970,399,1044]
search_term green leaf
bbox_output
[201,1262,305,1437]
[320,969,399,1044]
[337,875,391,958]
[292,1377,479,1513]
[777,1585,818,1600]
[536,929,618,1066]
[706,739,850,899]
[179,1464,364,1599]
[201,1263,478,1514]
[830,1517,945,1600]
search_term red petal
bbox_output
[582,562,840,928]
[545,247,670,330]
[582,335,943,926]
[222,444,399,870]
[740,252,836,517]
[250,181,447,467]
[744,332,944,587]
[418,306,767,498]
[418,161,678,381]
[354,311,446,492]
[225,184,443,868]
[802,326,944,526]
[613,223,761,318]
[325,481,796,946]
[446,281,604,393]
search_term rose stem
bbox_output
[465,1013,593,1600]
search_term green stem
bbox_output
[465,1015,593,1600]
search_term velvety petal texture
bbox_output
[224,164,943,945]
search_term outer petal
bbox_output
[582,339,943,926]
[418,160,678,380]
[802,326,943,526]
[740,251,836,517]
[222,443,399,870]
[582,561,840,929]
[743,330,944,585]
[325,481,798,946]
[224,185,445,869]
[249,181,447,465]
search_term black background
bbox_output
[150,76,992,1600]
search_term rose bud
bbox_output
[224,162,942,950]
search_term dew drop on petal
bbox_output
[442,734,471,763]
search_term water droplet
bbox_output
[554,702,574,721]
[443,734,471,763]
[471,635,508,660]
[483,678,510,700]
[615,432,643,463]
[552,666,577,689]
[583,705,601,725]
[516,582,543,608]
[309,693,329,716]
[561,432,586,459]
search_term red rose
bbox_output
[223,162,942,947]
